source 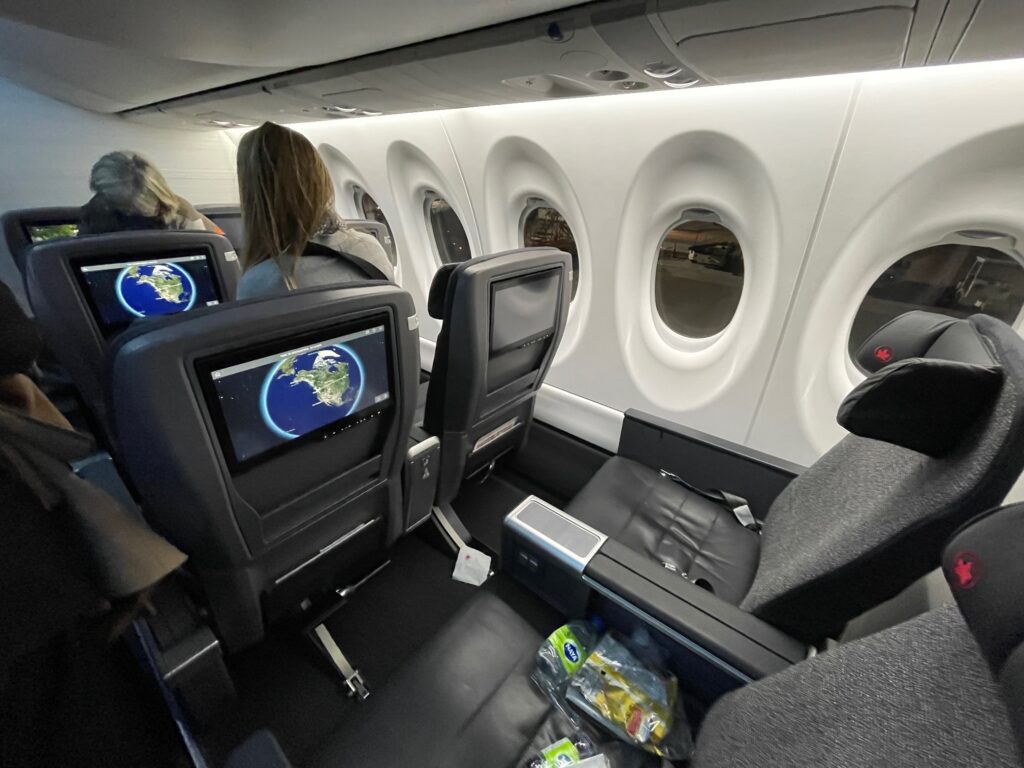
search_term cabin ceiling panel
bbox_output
[0,0,580,111]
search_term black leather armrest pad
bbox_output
[838,358,1003,456]
[585,540,806,680]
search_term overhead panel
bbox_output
[657,1,915,83]
[950,0,1024,64]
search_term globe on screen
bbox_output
[116,262,197,317]
[260,345,365,440]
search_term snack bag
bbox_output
[566,633,690,758]
[533,621,599,723]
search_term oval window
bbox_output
[352,186,397,265]
[654,220,744,338]
[522,204,580,300]
[849,244,1024,356]
[425,195,471,264]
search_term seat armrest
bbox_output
[585,540,807,684]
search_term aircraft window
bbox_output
[521,203,579,300]
[655,220,744,338]
[850,244,1024,356]
[425,194,471,264]
[352,186,397,265]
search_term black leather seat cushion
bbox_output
[566,457,761,606]
[311,590,552,768]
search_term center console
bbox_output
[504,496,807,700]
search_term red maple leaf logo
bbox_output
[952,552,980,589]
[874,346,894,363]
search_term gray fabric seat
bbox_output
[568,311,1024,641]
[693,604,1020,767]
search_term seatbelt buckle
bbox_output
[344,670,370,701]
[732,504,762,533]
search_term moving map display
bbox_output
[206,323,392,467]
[75,252,220,336]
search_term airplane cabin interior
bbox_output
[2,1,1024,767]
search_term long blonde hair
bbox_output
[236,122,337,282]
[89,151,194,226]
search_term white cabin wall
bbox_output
[0,77,237,296]
[747,59,1024,466]
[274,59,1024,473]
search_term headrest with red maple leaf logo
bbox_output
[840,312,1005,456]
[943,503,1024,754]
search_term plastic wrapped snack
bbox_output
[566,633,691,758]
[533,621,599,723]
[526,731,598,768]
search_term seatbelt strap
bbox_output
[312,623,370,700]
[303,241,391,281]
[659,469,762,533]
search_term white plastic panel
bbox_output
[441,79,854,442]
[748,59,1024,468]
[288,60,1024,486]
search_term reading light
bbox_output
[664,76,700,89]
[643,62,683,79]
[323,105,359,114]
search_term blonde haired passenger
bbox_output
[80,150,223,235]
[235,121,393,299]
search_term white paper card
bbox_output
[452,546,492,586]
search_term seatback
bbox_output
[346,218,396,264]
[694,502,1024,767]
[423,248,571,505]
[742,311,1024,641]
[108,283,419,650]
[197,204,246,252]
[24,230,240,429]
[1,206,82,276]
[943,502,1024,757]
[692,602,1019,766]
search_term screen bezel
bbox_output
[194,312,396,475]
[488,267,563,356]
[70,246,222,338]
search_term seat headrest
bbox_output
[851,309,987,376]
[842,312,1006,455]
[943,502,1024,755]
[838,357,1003,456]
[428,263,459,320]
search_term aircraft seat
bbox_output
[422,247,571,506]
[107,282,419,650]
[1,206,82,276]
[566,311,1024,641]
[304,504,1024,768]
[196,204,245,252]
[24,230,240,430]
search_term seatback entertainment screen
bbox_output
[27,222,79,244]
[74,252,221,337]
[203,321,392,469]
[489,269,561,354]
